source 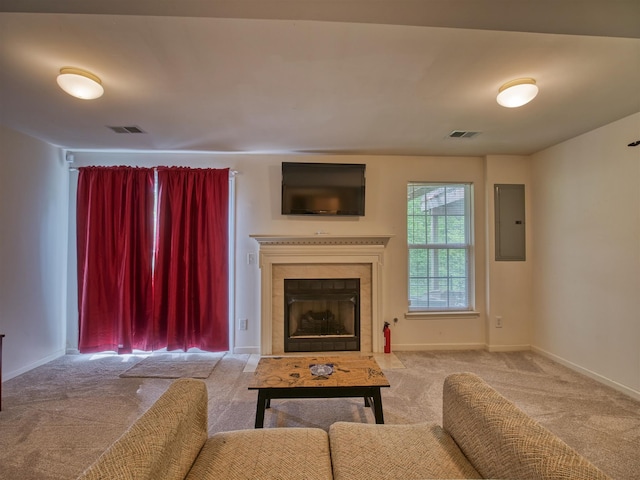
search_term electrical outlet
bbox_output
[496,316,503,328]
[239,319,248,330]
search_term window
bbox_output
[407,183,474,312]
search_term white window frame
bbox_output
[407,182,475,315]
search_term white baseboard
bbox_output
[485,344,531,352]
[232,346,260,355]
[393,343,485,351]
[4,349,66,381]
[532,346,640,401]
[394,343,530,352]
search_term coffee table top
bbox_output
[248,355,390,389]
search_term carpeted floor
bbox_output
[1,350,639,479]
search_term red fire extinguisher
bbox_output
[383,321,391,353]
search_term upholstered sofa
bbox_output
[77,372,610,480]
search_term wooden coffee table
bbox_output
[248,355,390,428]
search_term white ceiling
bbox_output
[1,0,639,156]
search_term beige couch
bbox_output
[77,372,610,480]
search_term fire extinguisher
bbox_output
[383,321,391,353]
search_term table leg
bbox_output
[254,390,269,428]
[371,388,385,424]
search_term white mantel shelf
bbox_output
[250,234,393,246]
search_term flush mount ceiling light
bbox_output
[56,67,104,100]
[496,78,538,108]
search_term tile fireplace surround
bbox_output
[250,235,392,355]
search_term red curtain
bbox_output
[152,167,229,352]
[77,167,155,353]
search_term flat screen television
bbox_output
[281,162,366,216]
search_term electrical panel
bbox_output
[495,184,525,261]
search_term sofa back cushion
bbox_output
[329,421,480,480]
[77,378,208,480]
[442,373,611,480]
[188,428,333,480]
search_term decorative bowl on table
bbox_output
[309,364,334,376]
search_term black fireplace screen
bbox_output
[284,278,360,352]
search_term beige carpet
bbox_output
[1,350,639,479]
[119,352,224,378]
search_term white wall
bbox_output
[531,112,640,399]
[485,155,533,351]
[68,153,489,353]
[0,125,69,379]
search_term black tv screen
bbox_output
[281,162,366,216]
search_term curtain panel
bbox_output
[76,166,229,354]
[77,167,155,353]
[153,167,230,352]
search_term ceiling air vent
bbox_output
[107,125,146,134]
[448,130,480,139]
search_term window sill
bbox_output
[405,311,480,320]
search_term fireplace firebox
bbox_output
[284,278,360,352]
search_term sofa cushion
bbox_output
[329,421,480,479]
[186,427,333,480]
[443,372,611,480]
[77,378,208,480]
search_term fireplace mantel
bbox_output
[250,234,393,246]
[251,234,393,355]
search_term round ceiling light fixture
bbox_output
[56,67,104,100]
[496,78,538,108]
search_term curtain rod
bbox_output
[69,167,239,176]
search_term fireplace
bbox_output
[250,234,392,355]
[284,278,360,352]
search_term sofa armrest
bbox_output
[442,372,610,480]
[77,378,209,480]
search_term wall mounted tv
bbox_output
[281,162,366,216]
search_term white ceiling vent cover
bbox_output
[448,130,480,138]
[107,126,146,134]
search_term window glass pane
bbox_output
[444,186,465,215]
[434,249,448,276]
[425,278,447,308]
[409,277,427,306]
[426,215,444,243]
[449,278,468,308]
[446,215,465,243]
[408,249,428,276]
[448,249,467,277]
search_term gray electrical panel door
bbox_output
[495,184,525,261]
